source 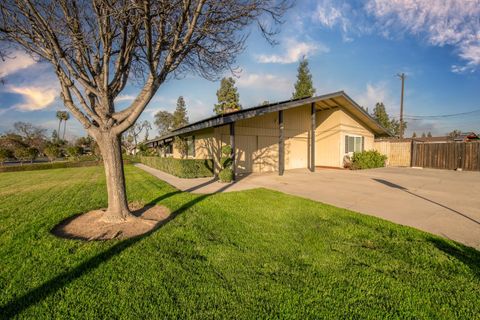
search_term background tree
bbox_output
[371,102,407,137]
[14,146,38,164]
[0,147,12,165]
[214,77,241,115]
[143,122,152,142]
[76,136,100,158]
[154,111,175,135]
[0,0,289,222]
[13,121,47,153]
[62,111,70,140]
[51,130,59,142]
[154,96,190,136]
[125,121,151,155]
[292,57,316,99]
[421,132,426,138]
[412,132,417,138]
[66,145,82,160]
[56,111,63,141]
[44,144,61,162]
[448,129,462,140]
[427,132,432,138]
[173,96,189,129]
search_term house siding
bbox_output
[169,103,377,173]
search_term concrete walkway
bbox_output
[135,163,480,249]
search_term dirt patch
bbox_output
[52,202,171,241]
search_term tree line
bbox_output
[0,121,100,165]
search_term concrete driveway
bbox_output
[136,164,480,249]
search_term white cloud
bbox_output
[356,82,397,113]
[7,85,57,111]
[0,51,36,77]
[313,0,480,72]
[314,0,353,39]
[365,0,480,72]
[114,94,136,102]
[255,38,328,64]
[237,71,291,92]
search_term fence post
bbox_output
[410,140,415,167]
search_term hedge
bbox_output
[0,159,135,173]
[0,160,101,173]
[139,156,214,178]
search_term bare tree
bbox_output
[125,120,150,155]
[0,0,289,222]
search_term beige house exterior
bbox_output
[147,91,390,176]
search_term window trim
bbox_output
[345,134,364,154]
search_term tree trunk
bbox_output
[63,121,67,140]
[57,120,61,141]
[96,131,134,222]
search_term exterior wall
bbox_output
[169,104,378,173]
[315,109,342,167]
[315,107,375,167]
[213,105,311,173]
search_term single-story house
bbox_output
[146,91,390,176]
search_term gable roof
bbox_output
[147,91,391,144]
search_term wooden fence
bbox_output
[412,141,480,171]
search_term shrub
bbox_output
[218,168,233,183]
[44,144,61,162]
[139,156,214,178]
[351,150,387,170]
[14,146,38,163]
[0,148,13,165]
[219,144,234,182]
[221,145,232,157]
[66,146,83,160]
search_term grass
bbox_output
[0,165,479,319]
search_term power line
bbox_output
[392,109,480,120]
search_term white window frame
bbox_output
[344,134,364,155]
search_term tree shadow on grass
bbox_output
[0,184,233,318]
[428,237,480,280]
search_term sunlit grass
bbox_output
[0,165,478,319]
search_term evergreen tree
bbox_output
[427,132,432,138]
[154,111,174,135]
[412,132,417,138]
[214,77,241,115]
[371,102,407,137]
[421,132,426,138]
[292,58,316,99]
[173,96,189,129]
[51,130,58,141]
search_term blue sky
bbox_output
[1,0,479,139]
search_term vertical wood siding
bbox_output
[373,141,412,167]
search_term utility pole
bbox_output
[397,73,406,138]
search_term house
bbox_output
[452,132,479,142]
[146,91,390,176]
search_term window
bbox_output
[345,135,364,153]
[186,136,195,158]
[164,141,173,156]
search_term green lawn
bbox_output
[0,166,479,319]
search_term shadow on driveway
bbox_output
[373,178,480,226]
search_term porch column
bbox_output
[310,103,316,172]
[278,110,285,175]
[229,122,236,180]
